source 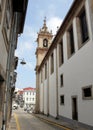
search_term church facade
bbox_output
[35,0,93,127]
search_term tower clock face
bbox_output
[43,39,48,47]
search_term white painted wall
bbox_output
[48,49,57,117]
[23,90,36,105]
[40,84,44,112]
[44,80,48,114]
[58,0,93,125]
[58,40,93,126]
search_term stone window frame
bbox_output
[67,25,75,59]
[60,95,65,105]
[43,38,48,47]
[59,39,64,67]
[82,85,93,100]
[76,6,89,49]
[50,52,54,74]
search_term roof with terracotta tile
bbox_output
[23,87,36,91]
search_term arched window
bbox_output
[43,39,48,47]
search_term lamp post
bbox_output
[19,59,26,65]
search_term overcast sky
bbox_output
[15,0,73,89]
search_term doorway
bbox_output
[72,96,78,120]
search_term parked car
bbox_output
[24,106,27,111]
[27,107,33,114]
[20,104,24,108]
[12,103,18,110]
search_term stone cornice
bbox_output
[35,47,48,55]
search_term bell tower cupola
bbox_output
[35,17,53,70]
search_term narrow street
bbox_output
[13,108,65,130]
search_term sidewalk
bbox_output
[7,114,17,130]
[33,114,93,130]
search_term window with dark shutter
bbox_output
[80,9,89,43]
[59,40,64,66]
[67,25,75,58]
[60,95,64,105]
[69,27,75,54]
[82,85,93,100]
[51,53,54,74]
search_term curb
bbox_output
[33,114,73,130]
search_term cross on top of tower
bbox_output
[43,17,46,28]
[38,17,52,35]
[41,16,47,32]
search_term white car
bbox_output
[12,104,18,110]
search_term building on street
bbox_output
[35,0,93,127]
[0,0,28,129]
[23,87,36,110]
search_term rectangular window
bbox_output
[51,53,54,74]
[67,25,75,58]
[60,95,64,105]
[60,74,63,87]
[82,85,93,100]
[79,8,89,43]
[69,26,75,54]
[45,63,47,79]
[59,40,64,66]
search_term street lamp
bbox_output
[20,59,26,65]
[14,57,26,69]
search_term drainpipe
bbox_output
[55,46,59,119]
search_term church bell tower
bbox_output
[35,17,53,71]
